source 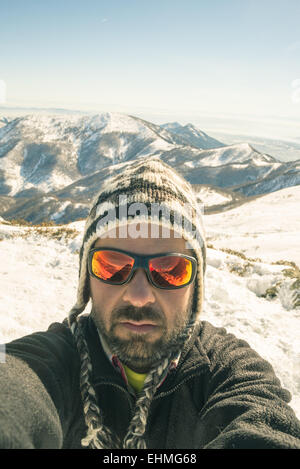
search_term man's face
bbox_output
[89,224,198,373]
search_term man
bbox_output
[1,157,300,449]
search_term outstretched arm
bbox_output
[0,354,63,448]
[0,323,80,449]
[196,322,300,449]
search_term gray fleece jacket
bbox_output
[0,317,299,449]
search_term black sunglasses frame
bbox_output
[88,247,197,290]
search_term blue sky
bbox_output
[0,0,300,139]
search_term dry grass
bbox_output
[207,243,262,263]
[6,219,79,241]
[30,226,79,240]
[261,282,282,299]
[8,219,61,227]
[282,265,300,308]
[228,261,253,277]
[272,259,298,269]
[9,218,33,226]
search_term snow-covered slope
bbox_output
[232,159,300,196]
[196,143,278,166]
[161,122,225,149]
[160,144,287,191]
[205,185,300,266]
[0,113,177,197]
[195,186,232,207]
[0,217,299,419]
[192,184,246,212]
[208,131,300,163]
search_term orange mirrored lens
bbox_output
[92,250,134,283]
[149,256,192,287]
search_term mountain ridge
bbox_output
[0,112,299,224]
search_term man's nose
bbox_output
[122,268,156,307]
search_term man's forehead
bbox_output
[93,223,193,255]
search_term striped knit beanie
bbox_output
[68,156,206,449]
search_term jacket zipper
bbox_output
[153,371,205,400]
[94,381,136,417]
[94,372,205,446]
[97,371,204,404]
[95,369,206,414]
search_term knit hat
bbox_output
[68,156,206,449]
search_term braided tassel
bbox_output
[72,316,120,449]
[122,320,196,449]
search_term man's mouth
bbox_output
[119,320,159,334]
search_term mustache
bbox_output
[111,305,165,324]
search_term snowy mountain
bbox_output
[206,131,300,163]
[0,112,300,224]
[161,122,225,149]
[230,159,300,196]
[0,112,180,197]
[161,142,279,177]
[190,142,277,166]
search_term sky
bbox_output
[0,0,300,140]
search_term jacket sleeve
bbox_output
[195,321,300,449]
[0,322,80,449]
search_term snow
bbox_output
[50,203,70,222]
[136,137,175,157]
[195,186,232,207]
[98,113,150,136]
[197,143,275,167]
[0,234,79,341]
[184,161,195,168]
[204,185,300,266]
[0,192,299,422]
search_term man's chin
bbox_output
[104,330,170,372]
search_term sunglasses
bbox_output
[88,248,197,290]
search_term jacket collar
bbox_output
[98,330,181,391]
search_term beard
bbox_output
[91,298,193,373]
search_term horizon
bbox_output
[1,103,300,149]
